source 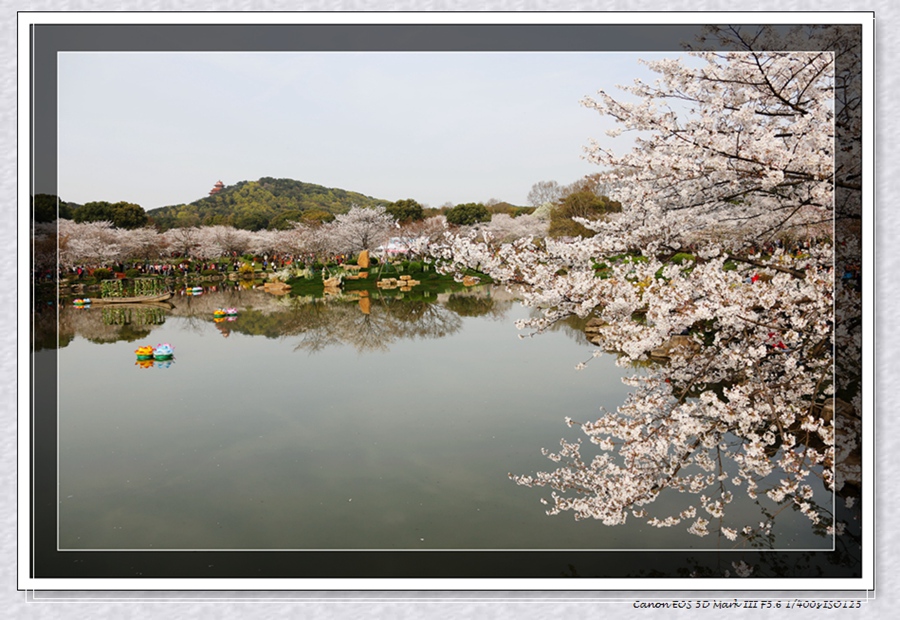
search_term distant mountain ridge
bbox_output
[147,177,389,231]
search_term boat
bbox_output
[135,345,154,360]
[153,343,174,360]
[90,292,174,305]
[98,300,175,311]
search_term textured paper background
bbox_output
[6,2,891,618]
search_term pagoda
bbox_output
[209,180,225,196]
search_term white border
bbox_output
[18,10,876,594]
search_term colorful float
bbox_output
[135,345,154,361]
[153,343,174,360]
[213,308,227,318]
[73,298,91,306]
[225,307,238,316]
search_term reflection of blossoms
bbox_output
[732,561,754,578]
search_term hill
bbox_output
[147,177,389,231]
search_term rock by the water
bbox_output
[648,335,700,360]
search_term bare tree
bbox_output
[526,180,564,208]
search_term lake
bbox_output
[51,283,830,551]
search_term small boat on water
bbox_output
[153,343,174,360]
[135,345,154,360]
[90,292,174,305]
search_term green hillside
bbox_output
[147,177,389,231]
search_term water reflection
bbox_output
[51,283,838,553]
[57,283,656,551]
[284,298,464,354]
[101,304,170,327]
[54,284,518,353]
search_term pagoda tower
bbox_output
[209,180,225,196]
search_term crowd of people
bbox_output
[44,250,379,284]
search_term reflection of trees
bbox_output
[166,286,284,335]
[442,289,513,320]
[554,514,859,577]
[539,311,591,344]
[299,302,392,354]
[221,293,466,353]
[34,302,71,351]
[49,287,518,353]
[56,304,157,345]
[285,296,464,354]
[101,306,167,327]
[557,512,861,577]
[444,293,496,318]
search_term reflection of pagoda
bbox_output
[209,180,225,196]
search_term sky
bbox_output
[57,51,675,211]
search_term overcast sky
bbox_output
[57,51,675,211]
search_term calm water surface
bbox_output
[53,285,829,550]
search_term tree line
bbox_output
[32,174,618,238]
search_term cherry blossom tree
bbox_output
[328,205,396,254]
[203,225,252,257]
[245,229,280,257]
[191,226,227,261]
[118,226,165,262]
[475,212,549,245]
[57,220,124,267]
[162,226,202,259]
[282,222,335,266]
[433,38,851,546]
[398,215,449,260]
[692,25,863,513]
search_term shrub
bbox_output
[92,268,113,281]
[124,268,141,278]
[548,191,622,238]
[670,252,696,265]
[201,269,219,277]
[406,260,423,273]
[238,263,255,278]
